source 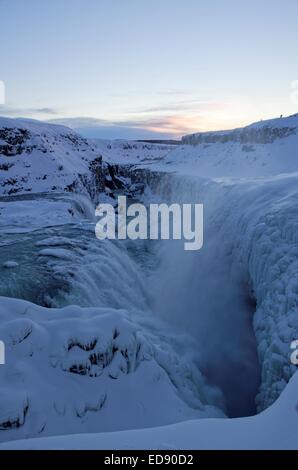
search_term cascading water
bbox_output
[141,174,261,417]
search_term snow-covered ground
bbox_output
[2,371,297,450]
[167,113,298,178]
[92,139,175,166]
[0,114,297,449]
[97,113,298,178]
[0,296,224,443]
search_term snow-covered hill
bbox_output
[2,113,298,194]
[161,113,298,177]
[0,117,104,196]
[183,113,298,145]
[96,113,298,178]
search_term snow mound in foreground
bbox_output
[0,297,224,443]
[1,372,297,449]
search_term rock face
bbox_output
[0,127,31,156]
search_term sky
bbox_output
[0,0,298,139]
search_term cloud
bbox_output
[157,89,198,97]
[49,117,108,127]
[118,115,205,135]
[0,97,228,139]
[48,116,180,140]
[127,98,221,115]
[45,95,227,139]
[0,105,58,116]
[48,114,207,139]
[32,107,58,115]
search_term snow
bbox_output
[0,117,101,196]
[38,248,75,260]
[0,297,223,443]
[92,139,174,166]
[0,196,92,234]
[96,113,298,178]
[1,371,297,449]
[3,261,18,268]
[184,113,298,142]
[1,113,298,197]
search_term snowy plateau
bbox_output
[0,114,297,449]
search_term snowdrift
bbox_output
[2,371,297,449]
[0,297,223,443]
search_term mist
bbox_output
[151,224,261,417]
